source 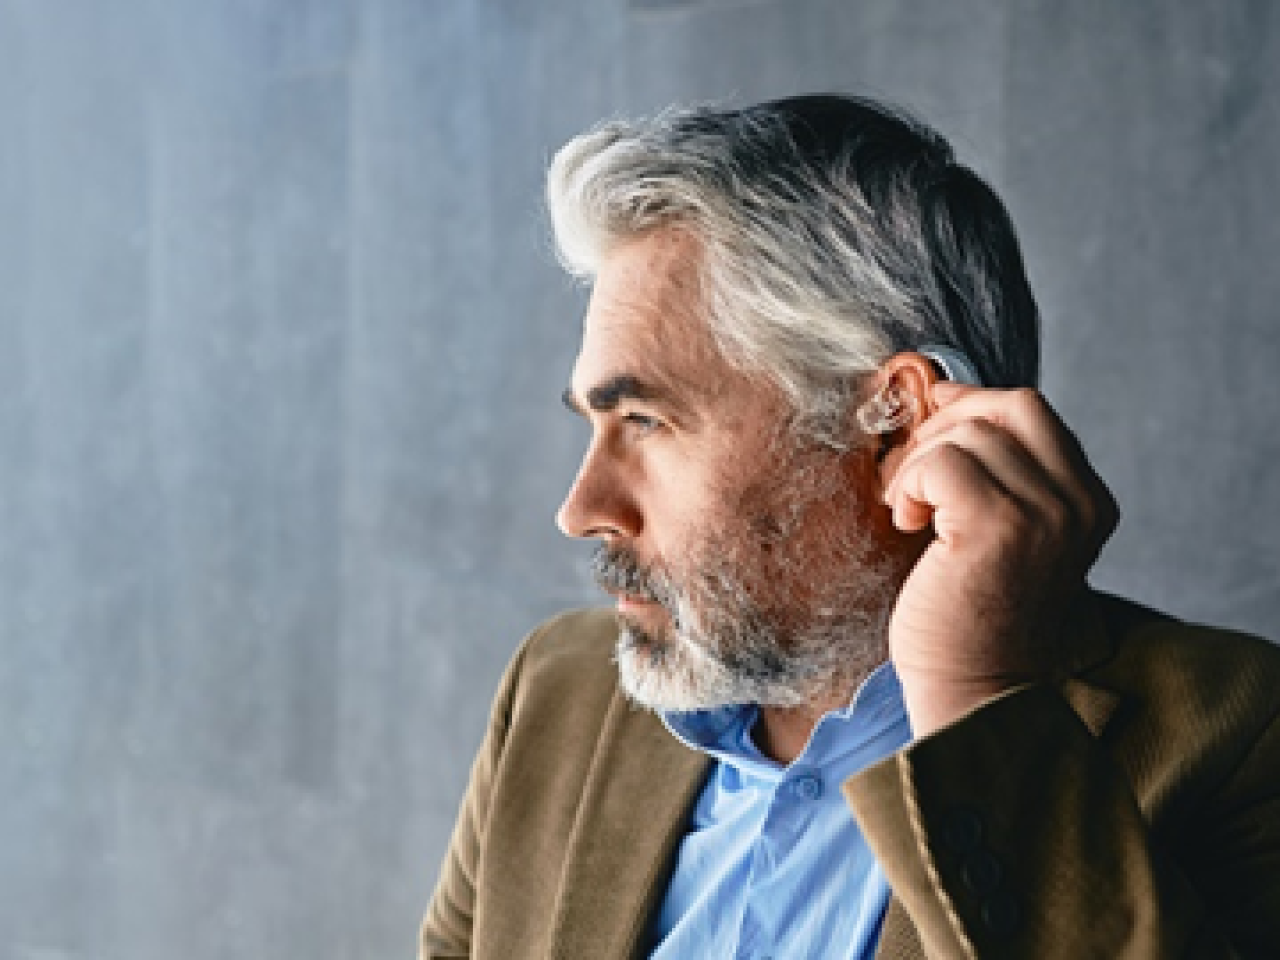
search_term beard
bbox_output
[591,445,898,713]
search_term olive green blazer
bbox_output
[422,594,1280,958]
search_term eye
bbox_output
[621,411,662,436]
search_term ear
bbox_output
[859,352,945,490]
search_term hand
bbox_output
[882,384,1119,736]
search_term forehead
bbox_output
[573,229,732,397]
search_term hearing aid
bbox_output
[856,383,917,435]
[918,344,983,387]
[855,344,983,436]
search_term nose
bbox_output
[556,442,642,541]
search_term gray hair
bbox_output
[546,94,1040,442]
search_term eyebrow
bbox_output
[561,374,670,417]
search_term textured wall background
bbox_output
[1,2,1276,957]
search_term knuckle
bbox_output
[932,438,971,467]
[1075,498,1098,535]
[964,416,1002,441]
[1010,387,1044,414]
[947,418,990,449]
[1100,490,1122,534]
[988,496,1029,537]
[1084,479,1120,532]
[985,493,1071,555]
[1037,496,1073,538]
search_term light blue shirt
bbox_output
[650,664,911,959]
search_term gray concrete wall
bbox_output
[0,2,1275,957]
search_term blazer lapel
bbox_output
[1060,677,1122,737]
[547,689,710,959]
[1058,590,1125,736]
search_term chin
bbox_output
[614,618,705,712]
[613,615,753,713]
[615,649,707,713]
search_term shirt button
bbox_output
[791,774,822,800]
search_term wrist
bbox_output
[901,676,1020,737]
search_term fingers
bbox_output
[887,435,1014,538]
[887,417,1072,549]
[886,385,1119,563]
[888,415,1051,514]
[919,386,1092,508]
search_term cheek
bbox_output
[662,432,888,575]
[744,454,887,564]
[641,473,722,565]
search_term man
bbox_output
[421,95,1280,958]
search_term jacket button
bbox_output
[961,849,1003,894]
[982,890,1022,936]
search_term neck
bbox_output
[753,683,859,765]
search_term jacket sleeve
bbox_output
[419,637,530,959]
[842,683,1280,959]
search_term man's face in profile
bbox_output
[558,229,903,712]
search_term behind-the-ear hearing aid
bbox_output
[918,344,983,387]
[856,344,984,436]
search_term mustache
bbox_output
[591,544,672,605]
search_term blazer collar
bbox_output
[546,688,710,959]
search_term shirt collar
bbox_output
[660,661,907,779]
